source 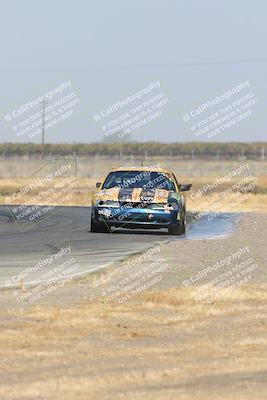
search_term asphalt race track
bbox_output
[0,206,240,287]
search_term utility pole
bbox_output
[140,125,145,166]
[261,147,265,161]
[74,152,78,177]
[41,98,46,158]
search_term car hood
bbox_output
[94,187,173,203]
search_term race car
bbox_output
[90,166,192,235]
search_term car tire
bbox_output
[168,210,186,236]
[181,214,186,234]
[91,217,110,233]
[168,222,183,235]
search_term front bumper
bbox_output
[92,206,181,229]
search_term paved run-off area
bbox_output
[0,211,266,399]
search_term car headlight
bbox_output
[149,202,181,211]
[165,201,182,211]
[95,200,120,208]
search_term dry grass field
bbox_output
[0,285,267,399]
[0,157,266,212]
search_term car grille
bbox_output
[119,202,164,209]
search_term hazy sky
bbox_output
[0,0,266,143]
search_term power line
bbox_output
[1,57,267,72]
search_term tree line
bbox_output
[0,142,265,159]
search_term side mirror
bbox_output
[180,184,192,192]
[96,182,101,188]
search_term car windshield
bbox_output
[102,171,176,191]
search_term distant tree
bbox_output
[102,131,133,144]
[0,142,265,159]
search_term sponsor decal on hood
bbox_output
[94,188,172,203]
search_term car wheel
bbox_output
[181,214,186,234]
[168,209,186,236]
[90,217,110,233]
[168,222,183,235]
